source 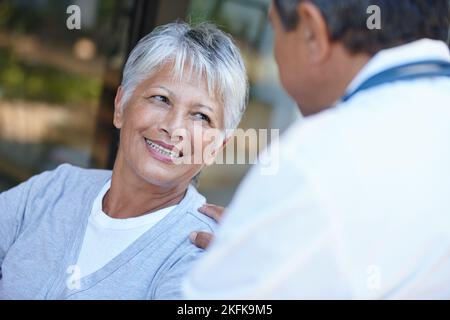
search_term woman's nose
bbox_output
[158,111,187,142]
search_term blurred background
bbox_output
[0,0,299,206]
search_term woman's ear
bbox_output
[221,135,232,149]
[113,86,125,129]
[204,134,232,166]
[297,2,331,64]
[215,135,233,157]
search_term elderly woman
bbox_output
[0,22,248,299]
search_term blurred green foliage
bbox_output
[0,49,101,107]
[0,0,107,107]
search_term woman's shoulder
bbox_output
[54,163,111,181]
[32,163,111,185]
[19,163,111,203]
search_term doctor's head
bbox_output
[113,22,248,190]
[269,0,450,116]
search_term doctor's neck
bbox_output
[296,43,371,117]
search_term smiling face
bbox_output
[113,63,225,189]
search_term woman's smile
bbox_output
[144,137,181,164]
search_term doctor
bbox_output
[186,0,450,299]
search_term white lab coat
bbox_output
[183,39,450,299]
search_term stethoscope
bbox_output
[341,60,450,103]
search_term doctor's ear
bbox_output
[113,86,125,129]
[296,2,331,63]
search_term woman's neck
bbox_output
[103,154,189,219]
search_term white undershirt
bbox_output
[76,180,175,278]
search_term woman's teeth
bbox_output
[145,138,180,158]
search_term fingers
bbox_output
[189,231,214,250]
[192,203,224,249]
[198,203,225,223]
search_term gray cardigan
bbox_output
[0,164,216,299]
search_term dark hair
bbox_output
[274,0,450,55]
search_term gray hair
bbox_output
[274,0,450,55]
[120,21,249,134]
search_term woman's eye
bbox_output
[194,113,211,123]
[151,95,169,104]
